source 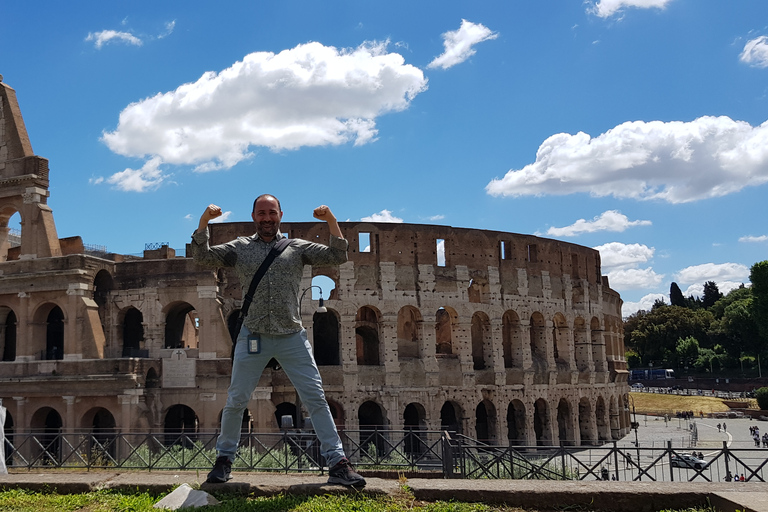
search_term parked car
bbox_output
[670,453,706,469]
[631,383,645,389]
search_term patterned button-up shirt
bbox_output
[190,228,347,335]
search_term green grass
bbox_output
[0,488,719,512]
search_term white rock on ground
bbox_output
[153,483,220,510]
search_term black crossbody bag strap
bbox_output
[231,237,292,347]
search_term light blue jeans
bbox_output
[216,326,345,467]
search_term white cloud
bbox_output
[486,116,768,204]
[594,242,655,269]
[547,210,651,237]
[739,234,768,243]
[105,156,165,192]
[588,0,674,18]
[361,209,403,222]
[159,20,176,39]
[184,214,193,220]
[605,267,664,290]
[740,36,768,68]
[102,41,427,184]
[674,262,750,285]
[622,293,666,317]
[209,211,232,223]
[427,214,445,221]
[428,19,498,70]
[86,30,142,49]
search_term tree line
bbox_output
[624,260,768,376]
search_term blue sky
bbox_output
[2,0,767,317]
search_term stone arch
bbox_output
[595,396,610,441]
[475,399,497,444]
[358,400,387,455]
[163,301,198,349]
[81,407,117,459]
[533,398,551,446]
[403,402,427,457]
[0,306,17,361]
[578,397,595,446]
[530,312,548,383]
[471,311,491,370]
[275,402,298,429]
[440,401,463,434]
[0,204,21,262]
[313,308,340,365]
[556,398,574,446]
[397,306,422,360]
[552,313,569,368]
[145,367,160,388]
[355,306,381,365]
[119,307,145,357]
[467,276,490,304]
[93,269,113,328]
[163,404,198,447]
[327,399,345,431]
[506,399,527,446]
[435,306,458,355]
[311,272,339,300]
[502,310,522,369]
[30,407,62,465]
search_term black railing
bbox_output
[2,430,767,481]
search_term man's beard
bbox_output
[256,221,279,239]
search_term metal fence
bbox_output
[2,429,767,482]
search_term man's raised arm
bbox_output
[313,205,343,239]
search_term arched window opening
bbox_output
[1,308,17,362]
[164,303,198,349]
[0,210,21,262]
[145,367,160,388]
[475,400,496,444]
[553,313,569,369]
[30,407,62,465]
[435,308,453,355]
[596,396,609,442]
[467,277,489,304]
[355,307,380,365]
[440,401,462,434]
[313,310,340,365]
[529,313,547,383]
[311,274,338,300]
[45,306,64,360]
[84,408,117,461]
[502,310,522,369]
[122,308,145,357]
[471,312,490,370]
[403,403,426,458]
[164,404,198,448]
[93,270,113,328]
[557,398,574,446]
[358,401,386,456]
[578,398,594,446]
[533,398,550,446]
[275,402,298,429]
[506,400,527,446]
[397,306,421,360]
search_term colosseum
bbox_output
[0,77,629,455]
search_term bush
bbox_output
[755,387,768,410]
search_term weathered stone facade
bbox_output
[0,77,630,447]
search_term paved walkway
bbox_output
[0,470,767,512]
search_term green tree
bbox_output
[702,281,722,309]
[670,282,686,307]
[755,387,768,411]
[624,304,714,366]
[676,336,700,362]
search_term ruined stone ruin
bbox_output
[0,77,630,452]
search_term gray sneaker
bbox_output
[206,456,232,483]
[327,458,366,487]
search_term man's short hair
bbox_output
[253,194,281,213]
